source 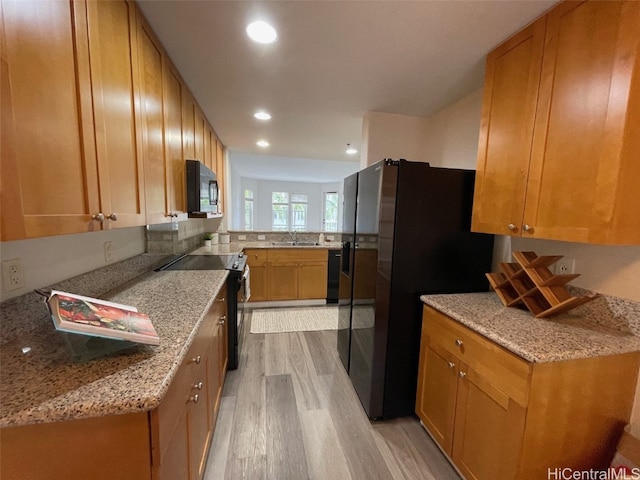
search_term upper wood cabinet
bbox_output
[472,0,640,245]
[1,0,227,240]
[136,14,168,226]
[164,61,186,216]
[1,0,100,240]
[215,137,225,214]
[86,0,146,229]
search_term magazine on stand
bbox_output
[42,290,160,346]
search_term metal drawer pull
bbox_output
[458,371,466,378]
[191,355,202,365]
[193,382,203,390]
[217,297,225,302]
[219,315,226,325]
[455,339,464,347]
[92,213,105,222]
[189,394,199,404]
[507,223,517,232]
[523,224,533,232]
[107,213,118,221]
[447,361,455,369]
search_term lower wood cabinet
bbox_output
[416,305,640,480]
[245,249,269,302]
[246,248,328,302]
[0,286,228,480]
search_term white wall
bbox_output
[361,111,431,168]
[235,177,341,231]
[363,91,640,423]
[0,227,146,302]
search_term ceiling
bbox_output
[137,0,557,166]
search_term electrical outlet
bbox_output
[258,235,266,241]
[238,234,247,240]
[104,241,113,263]
[326,235,334,241]
[555,257,575,275]
[2,258,24,292]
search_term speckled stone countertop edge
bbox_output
[0,270,229,428]
[420,292,640,364]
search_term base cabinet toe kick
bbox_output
[416,305,640,480]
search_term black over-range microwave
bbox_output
[186,159,219,214]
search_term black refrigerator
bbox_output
[338,159,494,419]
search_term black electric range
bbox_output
[157,252,248,370]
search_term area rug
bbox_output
[250,307,339,334]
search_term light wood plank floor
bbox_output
[205,309,462,480]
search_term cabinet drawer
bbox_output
[422,305,531,406]
[245,249,268,265]
[268,248,327,263]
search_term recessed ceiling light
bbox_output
[246,21,277,44]
[254,111,272,121]
[257,139,270,148]
[346,144,358,155]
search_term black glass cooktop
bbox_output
[158,254,235,271]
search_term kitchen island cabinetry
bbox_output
[416,304,640,480]
[472,0,640,245]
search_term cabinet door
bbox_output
[415,340,458,455]
[155,406,190,480]
[268,262,298,300]
[452,365,526,480]
[246,249,269,301]
[525,0,640,244]
[1,0,100,240]
[182,91,196,160]
[86,0,146,228]
[137,15,170,225]
[215,137,225,214]
[194,107,205,163]
[471,17,546,237]
[298,261,328,299]
[164,61,185,215]
[188,359,213,480]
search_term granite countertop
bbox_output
[189,241,342,255]
[421,292,640,363]
[0,269,228,428]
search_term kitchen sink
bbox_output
[271,241,320,246]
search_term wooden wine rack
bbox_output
[486,251,597,318]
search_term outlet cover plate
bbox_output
[2,258,24,292]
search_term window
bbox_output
[272,192,289,231]
[271,191,308,231]
[291,193,308,231]
[323,192,339,232]
[244,189,254,230]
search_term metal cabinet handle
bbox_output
[193,381,203,390]
[523,224,533,232]
[455,339,464,347]
[191,355,202,365]
[458,371,466,378]
[107,213,118,221]
[217,297,226,303]
[189,394,199,403]
[219,315,226,325]
[447,361,455,369]
[507,223,517,232]
[92,213,105,223]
